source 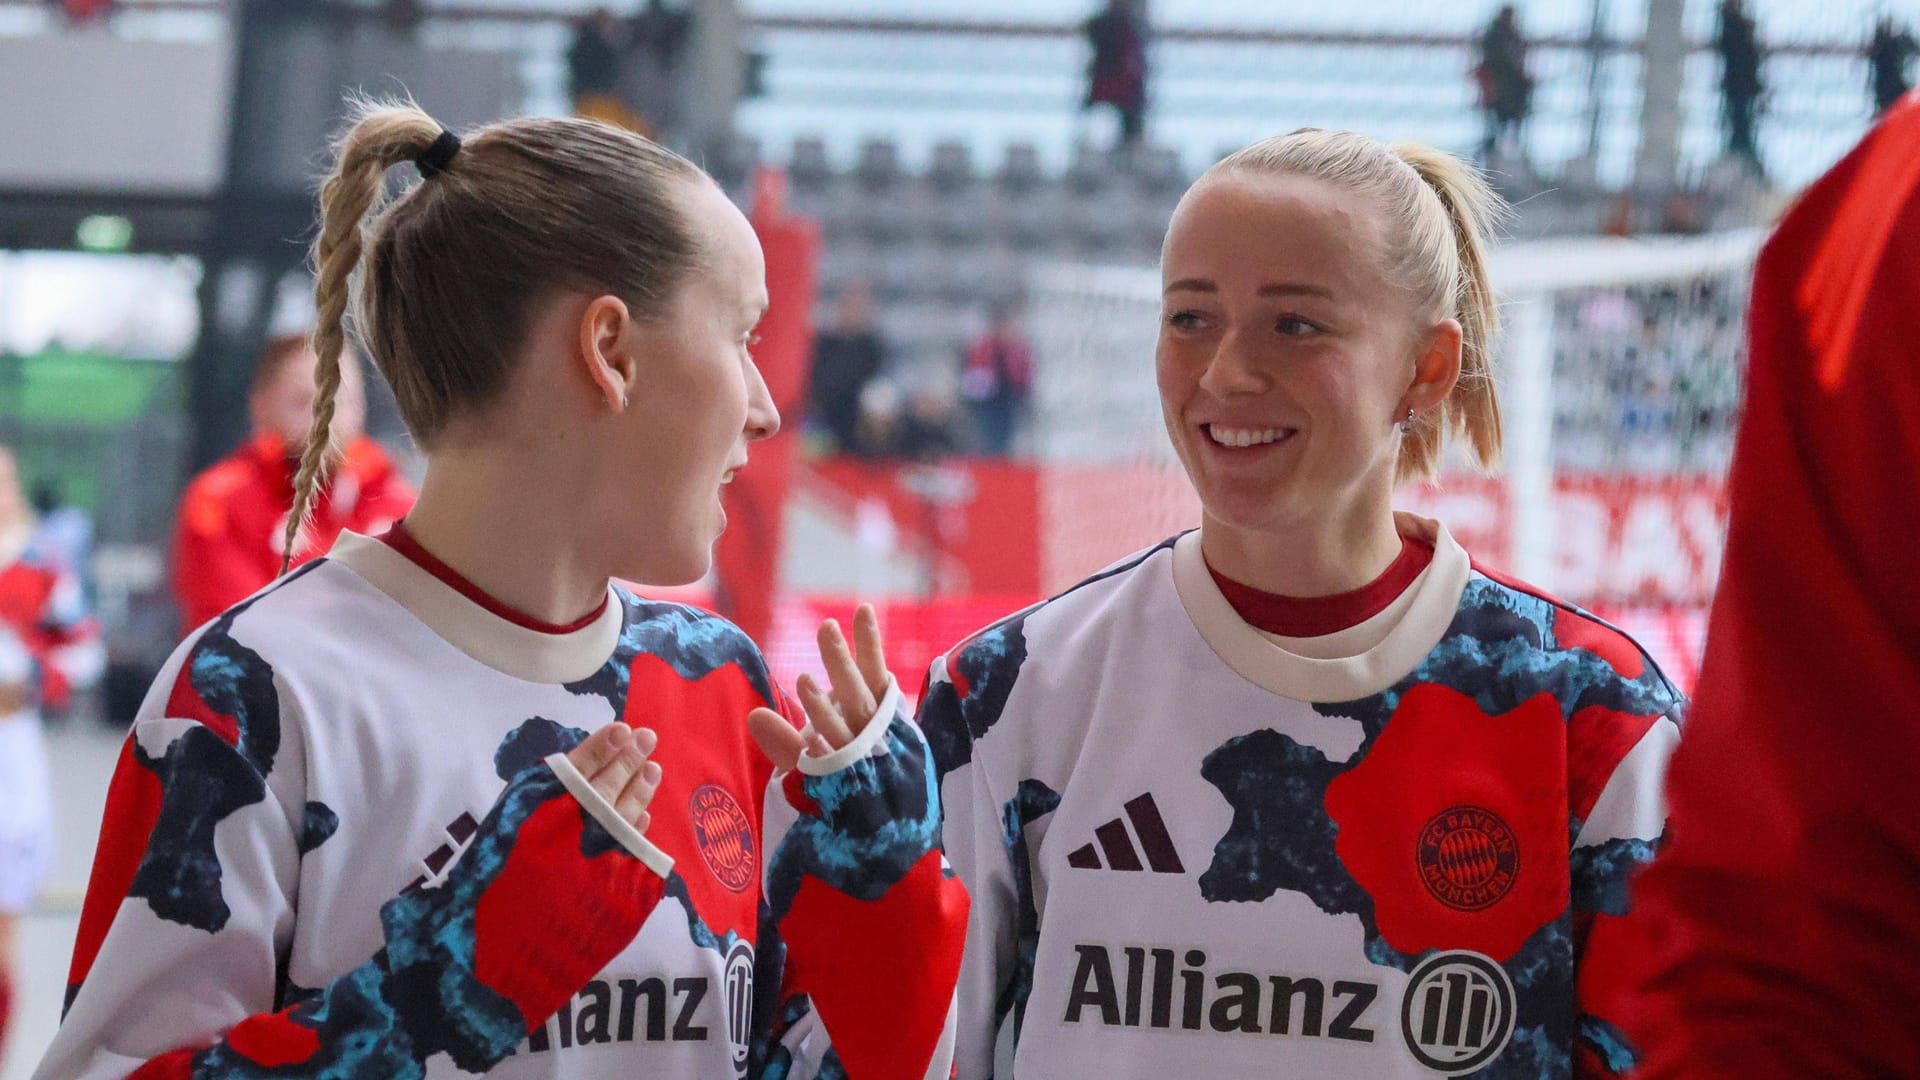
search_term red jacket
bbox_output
[1622,94,1920,1076]
[171,434,415,633]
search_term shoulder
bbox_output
[1463,558,1685,713]
[608,589,778,705]
[937,533,1179,683]
[920,535,1180,774]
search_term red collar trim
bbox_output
[1208,534,1435,638]
[378,520,609,635]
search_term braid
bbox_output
[280,104,443,574]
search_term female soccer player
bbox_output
[920,129,1681,1078]
[42,105,964,1080]
[0,447,103,1068]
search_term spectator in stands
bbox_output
[960,300,1035,458]
[808,282,888,454]
[568,8,647,133]
[619,0,694,145]
[1716,0,1765,172]
[47,0,112,23]
[1474,5,1533,165]
[1869,16,1917,116]
[29,482,91,586]
[1083,0,1150,150]
[853,379,965,462]
[382,0,422,34]
[170,334,414,634]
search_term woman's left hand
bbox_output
[748,604,892,771]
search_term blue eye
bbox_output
[1277,316,1321,336]
[1165,311,1204,330]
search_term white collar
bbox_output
[327,531,624,685]
[1171,512,1470,703]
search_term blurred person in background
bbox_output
[853,378,965,461]
[620,0,694,146]
[1623,90,1920,1080]
[1474,4,1533,166]
[44,0,111,24]
[568,7,648,133]
[960,299,1034,457]
[169,333,413,634]
[1716,0,1765,173]
[0,447,102,1071]
[1083,0,1150,151]
[919,129,1681,1077]
[29,482,91,585]
[1868,15,1917,116]
[807,282,887,454]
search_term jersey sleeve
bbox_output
[754,677,969,1080]
[1568,692,1684,1080]
[915,649,1028,1080]
[43,626,673,1080]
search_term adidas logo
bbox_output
[1066,793,1185,874]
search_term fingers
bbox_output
[613,759,662,825]
[565,723,660,830]
[797,672,854,748]
[817,619,877,723]
[851,604,890,703]
[748,707,804,772]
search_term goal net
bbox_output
[1026,228,1765,689]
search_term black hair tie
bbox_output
[416,129,461,180]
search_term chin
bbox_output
[618,544,711,589]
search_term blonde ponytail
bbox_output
[280,104,443,575]
[1392,144,1507,480]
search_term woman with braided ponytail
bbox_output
[42,104,965,1080]
[920,129,1682,1078]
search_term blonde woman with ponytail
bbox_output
[917,129,1683,1078]
[41,104,965,1080]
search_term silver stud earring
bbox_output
[1402,408,1416,427]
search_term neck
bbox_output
[403,445,610,627]
[1200,488,1405,599]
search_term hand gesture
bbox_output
[749,604,891,772]
[564,722,662,832]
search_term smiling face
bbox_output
[1156,171,1460,540]
[610,180,779,585]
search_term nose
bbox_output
[744,357,781,442]
[1195,328,1269,398]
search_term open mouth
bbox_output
[1203,424,1296,449]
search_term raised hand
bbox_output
[749,604,892,772]
[564,722,662,832]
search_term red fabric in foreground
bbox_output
[1207,534,1434,637]
[1621,94,1920,1077]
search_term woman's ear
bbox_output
[1403,317,1464,414]
[578,294,637,412]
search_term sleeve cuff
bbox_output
[544,752,675,878]
[796,676,903,777]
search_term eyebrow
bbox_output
[1163,278,1336,300]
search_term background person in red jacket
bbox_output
[170,333,415,633]
[1620,93,1920,1078]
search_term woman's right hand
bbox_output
[565,723,662,833]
